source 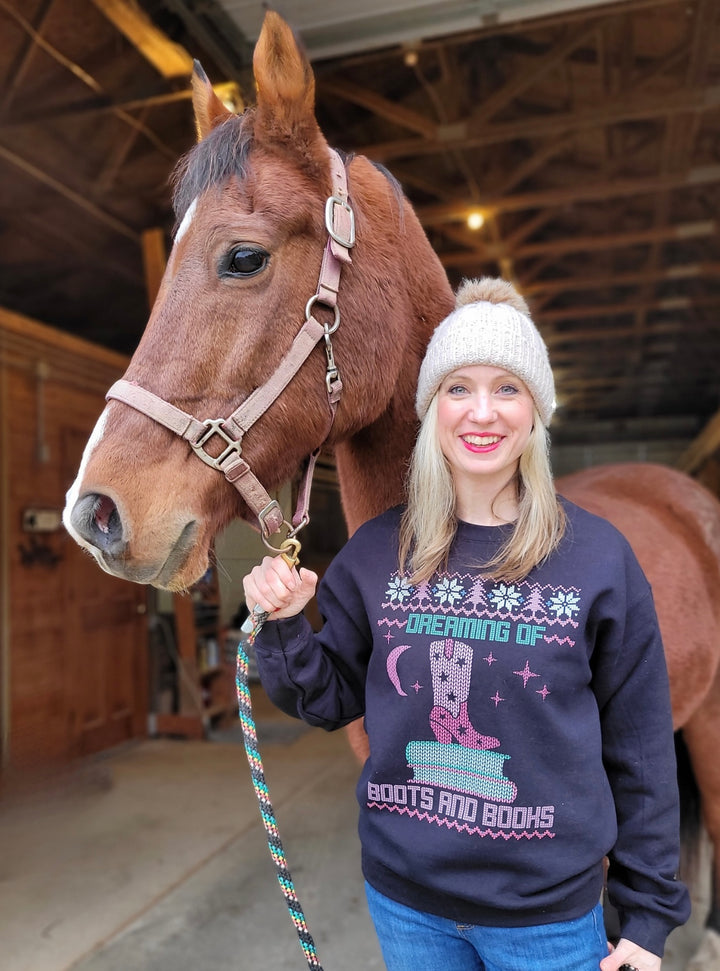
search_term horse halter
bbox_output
[105,148,354,563]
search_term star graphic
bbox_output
[491,691,505,707]
[455,656,467,667]
[384,631,394,644]
[514,660,540,688]
[439,670,449,683]
[484,652,497,665]
[536,684,550,700]
[447,691,457,703]
[411,681,423,693]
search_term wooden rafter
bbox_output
[90,0,193,78]
[363,85,720,162]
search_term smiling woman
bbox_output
[242,275,690,971]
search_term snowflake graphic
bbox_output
[489,583,523,611]
[547,590,581,618]
[385,575,415,604]
[433,576,466,607]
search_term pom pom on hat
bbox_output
[415,277,556,426]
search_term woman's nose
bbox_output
[468,393,496,421]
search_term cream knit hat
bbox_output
[415,277,555,426]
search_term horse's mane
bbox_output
[170,114,406,234]
[171,112,254,231]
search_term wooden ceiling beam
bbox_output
[3,86,190,126]
[418,164,720,225]
[502,211,555,252]
[522,261,720,297]
[0,143,139,241]
[90,0,193,78]
[0,0,56,118]
[469,22,599,125]
[364,85,720,162]
[492,136,574,200]
[442,218,717,267]
[1,0,178,159]
[319,77,437,138]
[543,306,720,337]
[323,0,683,73]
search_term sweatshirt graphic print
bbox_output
[370,567,575,837]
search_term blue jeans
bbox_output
[365,882,607,971]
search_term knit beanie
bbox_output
[415,277,555,426]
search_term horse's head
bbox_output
[63,11,453,590]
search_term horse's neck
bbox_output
[333,178,454,534]
[337,306,454,535]
[334,410,417,535]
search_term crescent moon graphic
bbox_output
[386,644,412,696]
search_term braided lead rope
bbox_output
[235,633,324,970]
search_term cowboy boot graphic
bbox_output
[429,637,500,749]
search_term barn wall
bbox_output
[0,308,148,771]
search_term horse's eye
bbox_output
[223,247,269,277]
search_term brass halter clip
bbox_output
[260,531,301,568]
[258,500,302,567]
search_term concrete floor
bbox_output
[0,687,712,971]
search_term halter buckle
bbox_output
[325,195,355,248]
[190,418,242,470]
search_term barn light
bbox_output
[467,211,485,230]
[214,81,244,113]
[403,46,419,67]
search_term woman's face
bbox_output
[436,364,535,492]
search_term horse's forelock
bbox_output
[171,112,254,230]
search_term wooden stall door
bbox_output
[60,427,148,758]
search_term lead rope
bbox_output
[231,148,350,969]
[236,603,324,971]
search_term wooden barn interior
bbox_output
[1,1,719,968]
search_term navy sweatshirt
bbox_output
[253,499,690,956]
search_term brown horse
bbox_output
[63,12,719,967]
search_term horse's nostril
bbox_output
[70,492,125,554]
[92,495,119,535]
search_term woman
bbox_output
[243,278,689,971]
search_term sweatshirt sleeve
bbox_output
[252,549,373,730]
[590,555,691,955]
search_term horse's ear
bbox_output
[191,60,233,141]
[252,11,317,136]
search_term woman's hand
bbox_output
[242,555,318,621]
[600,937,661,971]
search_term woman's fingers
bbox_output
[245,556,293,611]
[242,557,318,619]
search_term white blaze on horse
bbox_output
[63,12,720,967]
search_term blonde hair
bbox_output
[398,396,566,583]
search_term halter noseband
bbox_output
[105,148,354,562]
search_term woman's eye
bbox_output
[223,247,269,277]
[498,384,519,395]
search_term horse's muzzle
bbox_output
[67,493,200,588]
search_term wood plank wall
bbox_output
[0,308,148,770]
